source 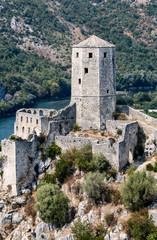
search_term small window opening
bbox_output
[104,52,107,58]
[76,52,79,58]
[22,127,24,133]
[107,90,109,93]
[36,119,38,124]
[30,118,32,123]
[39,110,43,116]
[84,68,88,74]
[26,117,28,123]
[21,116,23,122]
[16,126,18,132]
[89,53,93,58]
[79,78,81,84]
[28,127,30,134]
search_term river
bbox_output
[0,98,70,142]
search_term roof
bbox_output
[73,35,115,48]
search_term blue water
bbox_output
[0,98,70,141]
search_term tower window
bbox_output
[89,53,93,58]
[104,52,107,58]
[84,68,88,74]
[79,78,81,84]
[107,90,109,93]
[76,52,79,58]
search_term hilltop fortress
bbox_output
[0,36,157,195]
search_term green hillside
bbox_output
[0,0,156,116]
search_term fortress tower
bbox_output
[71,35,116,130]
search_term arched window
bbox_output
[36,119,38,124]
[21,116,23,122]
[22,127,24,133]
[16,126,18,132]
[28,127,30,134]
[39,110,43,116]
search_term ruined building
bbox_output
[1,35,146,195]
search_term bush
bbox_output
[76,144,93,172]
[126,165,137,175]
[35,184,69,227]
[120,171,157,211]
[91,153,110,173]
[71,218,94,240]
[71,123,81,132]
[105,213,115,227]
[55,157,74,183]
[38,133,46,144]
[81,171,108,205]
[45,142,61,160]
[146,163,154,171]
[116,128,122,136]
[41,174,56,184]
[147,233,157,240]
[108,168,117,179]
[127,210,155,240]
[9,135,20,141]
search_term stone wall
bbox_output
[1,135,39,195]
[55,120,138,171]
[117,105,157,127]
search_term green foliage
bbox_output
[41,174,57,185]
[9,135,21,141]
[71,124,81,132]
[116,128,122,136]
[71,219,107,240]
[146,163,154,171]
[45,142,61,160]
[108,168,117,179]
[91,153,110,173]
[76,144,93,172]
[38,133,46,144]
[81,171,108,205]
[71,218,94,240]
[127,210,156,240]
[126,165,137,175]
[35,183,69,226]
[55,156,74,183]
[120,171,157,211]
[147,233,157,240]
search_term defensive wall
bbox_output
[55,120,138,171]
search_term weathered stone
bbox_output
[35,222,49,239]
[59,235,73,240]
[1,214,12,225]
[0,203,4,211]
[88,210,94,223]
[77,201,86,216]
[21,188,31,195]
[12,213,23,224]
[120,232,128,240]
[16,197,26,205]
[116,172,125,183]
[149,211,157,227]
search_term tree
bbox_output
[45,142,61,160]
[81,171,108,205]
[35,184,69,227]
[71,218,94,240]
[120,171,157,211]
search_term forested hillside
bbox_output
[0,0,156,115]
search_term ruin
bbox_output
[1,35,156,195]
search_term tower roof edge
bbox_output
[73,35,115,48]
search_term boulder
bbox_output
[88,210,94,223]
[35,222,49,239]
[77,201,86,216]
[16,197,26,206]
[12,213,23,224]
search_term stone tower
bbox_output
[71,35,116,130]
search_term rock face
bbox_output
[0,85,5,101]
[12,213,23,224]
[35,222,50,240]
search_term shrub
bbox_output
[116,128,122,136]
[110,189,122,205]
[9,135,20,141]
[105,213,115,227]
[108,168,117,179]
[55,157,74,183]
[35,183,69,227]
[118,113,127,120]
[91,153,110,173]
[147,233,157,240]
[38,133,46,144]
[45,142,61,160]
[71,218,94,240]
[24,197,37,225]
[76,144,93,172]
[81,171,108,205]
[146,163,154,171]
[41,174,56,184]
[120,171,157,211]
[127,210,155,240]
[71,123,81,132]
[154,164,157,172]
[126,165,137,175]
